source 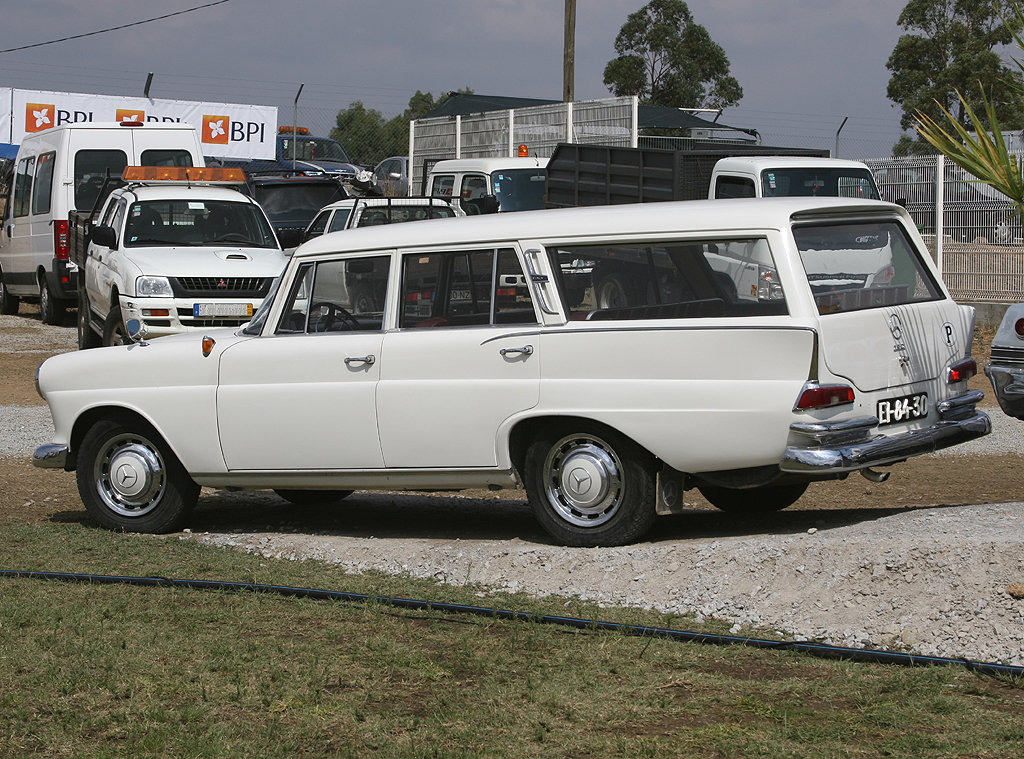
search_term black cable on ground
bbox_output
[3,569,1023,679]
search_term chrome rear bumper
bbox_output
[781,390,990,474]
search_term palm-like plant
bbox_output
[915,5,1024,214]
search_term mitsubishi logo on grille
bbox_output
[217,279,228,289]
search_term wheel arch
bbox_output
[68,405,178,472]
[506,414,657,480]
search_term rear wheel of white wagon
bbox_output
[525,426,656,547]
[38,275,66,325]
[77,418,199,533]
[698,483,808,515]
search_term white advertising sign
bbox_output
[0,88,277,159]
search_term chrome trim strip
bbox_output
[33,444,69,469]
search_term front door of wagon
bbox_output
[215,256,390,471]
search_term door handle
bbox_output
[500,345,533,357]
[344,354,375,366]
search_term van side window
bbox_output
[550,239,788,321]
[13,156,35,218]
[74,150,128,211]
[430,175,454,198]
[140,150,194,168]
[715,176,755,199]
[401,248,536,328]
[31,152,56,216]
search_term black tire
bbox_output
[38,275,66,325]
[77,289,101,350]
[0,268,19,315]
[102,305,129,346]
[698,482,809,515]
[524,426,656,547]
[76,418,199,533]
[273,489,353,506]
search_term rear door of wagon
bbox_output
[792,215,972,427]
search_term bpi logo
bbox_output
[202,114,230,145]
[116,109,145,123]
[25,103,54,133]
[202,114,266,146]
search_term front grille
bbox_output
[990,345,1024,364]
[171,277,273,299]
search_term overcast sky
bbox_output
[0,0,916,159]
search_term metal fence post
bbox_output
[936,154,944,275]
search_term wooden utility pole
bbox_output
[563,0,576,102]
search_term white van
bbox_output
[0,121,205,324]
[426,156,548,213]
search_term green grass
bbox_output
[2,522,1023,758]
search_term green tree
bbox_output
[602,0,742,109]
[331,89,472,167]
[887,0,1024,153]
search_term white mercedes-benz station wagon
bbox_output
[34,197,990,546]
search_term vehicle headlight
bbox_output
[136,276,173,297]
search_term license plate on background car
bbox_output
[193,303,253,317]
[877,393,928,425]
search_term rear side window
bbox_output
[13,155,35,217]
[140,149,194,168]
[550,239,788,321]
[31,152,56,215]
[794,220,943,314]
[401,248,536,328]
[714,175,755,199]
[74,150,128,211]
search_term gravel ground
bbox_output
[5,315,1024,667]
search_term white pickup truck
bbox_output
[73,166,288,349]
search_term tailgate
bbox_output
[817,300,971,392]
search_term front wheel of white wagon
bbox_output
[77,419,199,533]
[525,427,656,547]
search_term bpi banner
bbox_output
[0,88,277,159]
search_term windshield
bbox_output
[491,169,547,212]
[794,220,942,314]
[253,183,346,224]
[242,275,282,335]
[124,199,278,248]
[761,168,880,200]
[279,137,352,164]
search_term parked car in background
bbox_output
[243,172,347,251]
[33,197,989,546]
[371,156,409,197]
[985,303,1024,419]
[276,126,363,181]
[426,156,548,213]
[303,196,462,241]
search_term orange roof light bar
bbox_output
[517,144,529,157]
[278,125,310,135]
[121,166,247,184]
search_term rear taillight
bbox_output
[1015,318,1024,338]
[53,220,69,260]
[947,357,977,383]
[794,382,856,410]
